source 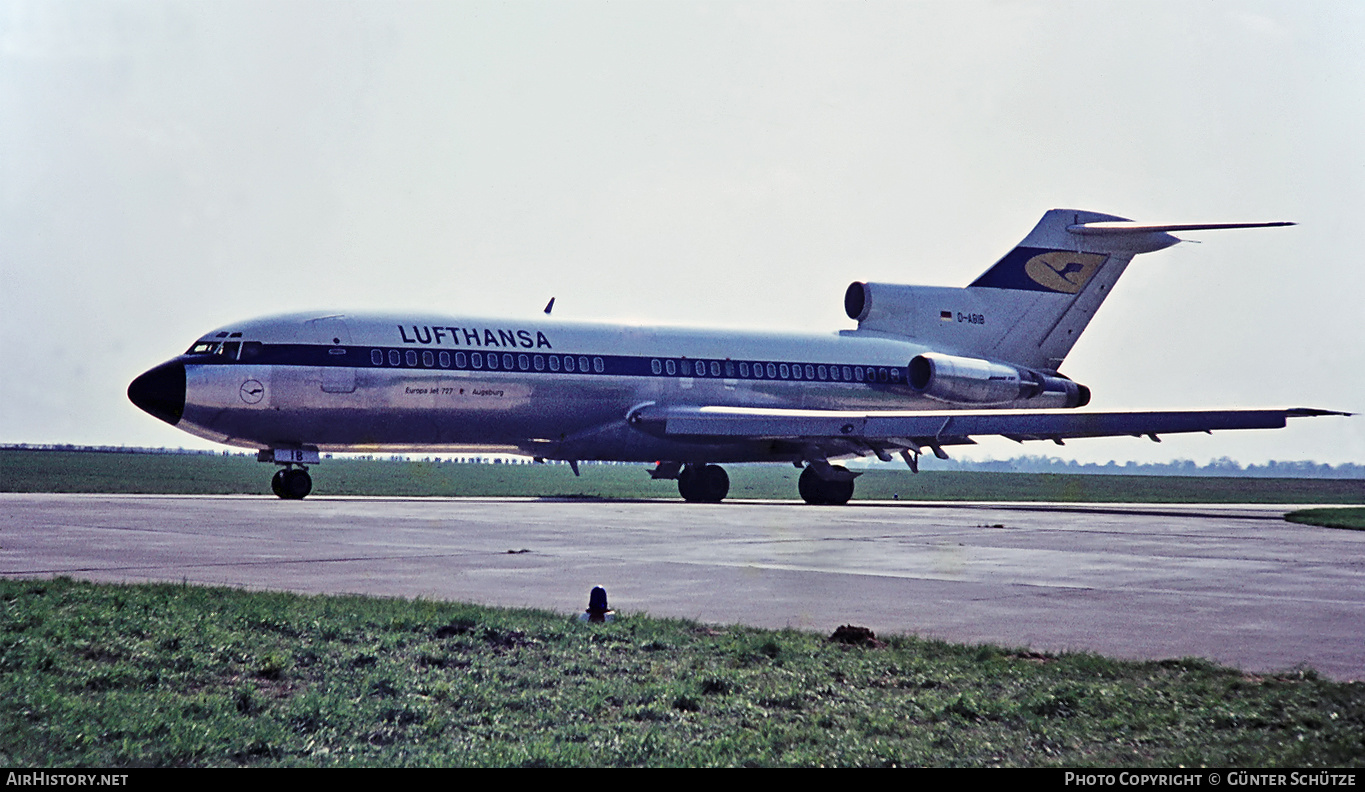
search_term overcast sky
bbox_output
[2,1,1361,466]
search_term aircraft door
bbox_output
[308,316,357,394]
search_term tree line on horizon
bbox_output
[4,444,1362,479]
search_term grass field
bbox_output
[4,449,1363,503]
[2,577,1362,768]
[1284,507,1365,531]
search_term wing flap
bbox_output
[634,405,1345,448]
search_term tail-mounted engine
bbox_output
[908,352,1090,408]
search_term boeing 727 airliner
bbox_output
[128,209,1346,502]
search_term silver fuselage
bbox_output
[155,311,1017,463]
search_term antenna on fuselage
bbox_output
[544,297,555,315]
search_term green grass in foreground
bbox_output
[4,449,1364,503]
[2,578,1362,767]
[1285,507,1365,530]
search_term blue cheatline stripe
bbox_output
[179,344,909,387]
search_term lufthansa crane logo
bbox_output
[1023,251,1106,293]
[239,379,264,404]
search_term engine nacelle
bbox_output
[845,281,915,326]
[908,353,1090,408]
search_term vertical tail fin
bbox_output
[969,210,1291,369]
[848,210,1292,371]
[967,209,1168,369]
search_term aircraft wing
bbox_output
[629,405,1347,462]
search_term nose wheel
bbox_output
[270,467,312,500]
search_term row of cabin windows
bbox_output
[650,358,899,384]
[187,339,897,385]
[365,346,899,385]
[371,349,604,374]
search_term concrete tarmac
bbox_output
[3,493,1362,680]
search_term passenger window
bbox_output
[549,355,560,372]
[487,354,498,370]
[518,354,529,370]
[739,362,749,377]
[651,359,662,375]
[503,353,514,369]
[710,361,720,377]
[422,351,434,367]
[439,351,451,368]
[578,356,589,372]
[405,351,418,366]
[665,360,676,375]
[389,350,401,366]
[371,349,384,366]
[535,355,545,371]
[766,363,777,378]
[455,352,467,368]
[472,352,483,369]
[680,360,691,376]
[564,356,575,373]
[594,357,604,373]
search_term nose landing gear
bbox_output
[270,466,312,500]
[258,449,319,500]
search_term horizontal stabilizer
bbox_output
[1068,221,1295,235]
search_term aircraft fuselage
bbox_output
[138,312,993,465]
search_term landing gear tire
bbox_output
[798,465,854,505]
[271,468,312,500]
[678,464,729,503]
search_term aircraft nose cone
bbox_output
[128,362,186,425]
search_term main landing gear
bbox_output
[798,465,855,506]
[677,463,730,503]
[270,466,312,500]
[661,461,856,504]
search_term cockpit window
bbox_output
[186,339,258,359]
